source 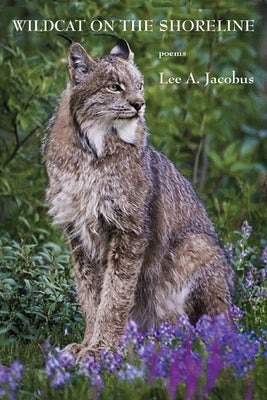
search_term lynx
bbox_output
[43,38,233,361]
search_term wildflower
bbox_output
[119,319,144,350]
[229,305,244,322]
[117,363,143,381]
[202,340,222,397]
[241,221,252,240]
[225,242,234,261]
[239,248,251,259]
[139,341,157,377]
[260,266,266,279]
[0,361,23,400]
[221,329,260,377]
[260,246,267,264]
[168,348,183,399]
[39,309,263,397]
[100,349,122,373]
[258,329,267,357]
[78,355,104,390]
[147,350,158,386]
[57,350,76,369]
[184,349,202,400]
[245,270,255,288]
[196,313,261,377]
[174,315,195,345]
[154,346,173,379]
[168,339,202,400]
[45,348,75,389]
[155,321,176,345]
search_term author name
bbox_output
[159,71,254,86]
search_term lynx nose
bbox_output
[130,99,145,111]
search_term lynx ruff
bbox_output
[43,38,233,361]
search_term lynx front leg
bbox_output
[76,231,147,361]
[64,238,101,356]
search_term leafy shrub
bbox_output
[225,221,267,332]
[0,234,83,343]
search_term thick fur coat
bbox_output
[43,39,233,360]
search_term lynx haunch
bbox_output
[43,38,233,361]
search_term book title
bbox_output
[12,19,255,33]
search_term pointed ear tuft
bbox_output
[68,43,96,85]
[110,38,134,63]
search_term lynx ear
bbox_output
[110,38,134,63]
[68,43,96,85]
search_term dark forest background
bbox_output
[0,0,266,247]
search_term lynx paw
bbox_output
[76,346,102,363]
[63,342,85,356]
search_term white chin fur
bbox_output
[114,118,138,144]
[80,120,107,157]
[81,117,137,157]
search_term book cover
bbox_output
[0,1,266,399]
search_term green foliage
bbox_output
[206,182,267,244]
[0,234,83,344]
[228,224,267,332]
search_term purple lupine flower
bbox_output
[184,338,202,400]
[241,221,252,239]
[261,246,267,264]
[240,248,251,260]
[143,344,173,381]
[0,361,23,400]
[118,319,144,352]
[168,338,202,400]
[225,242,235,262]
[100,349,122,373]
[260,266,266,279]
[155,321,176,345]
[245,270,255,288]
[154,345,173,379]
[202,340,222,397]
[223,331,260,377]
[138,340,157,384]
[195,313,260,377]
[174,315,195,346]
[78,355,104,389]
[229,305,244,322]
[168,348,183,399]
[258,329,267,357]
[195,314,216,348]
[120,363,143,381]
[147,350,158,386]
[57,350,76,369]
[45,348,75,389]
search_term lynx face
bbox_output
[68,42,145,156]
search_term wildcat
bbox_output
[43,38,233,361]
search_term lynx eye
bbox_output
[107,84,122,92]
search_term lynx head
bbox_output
[67,38,145,157]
